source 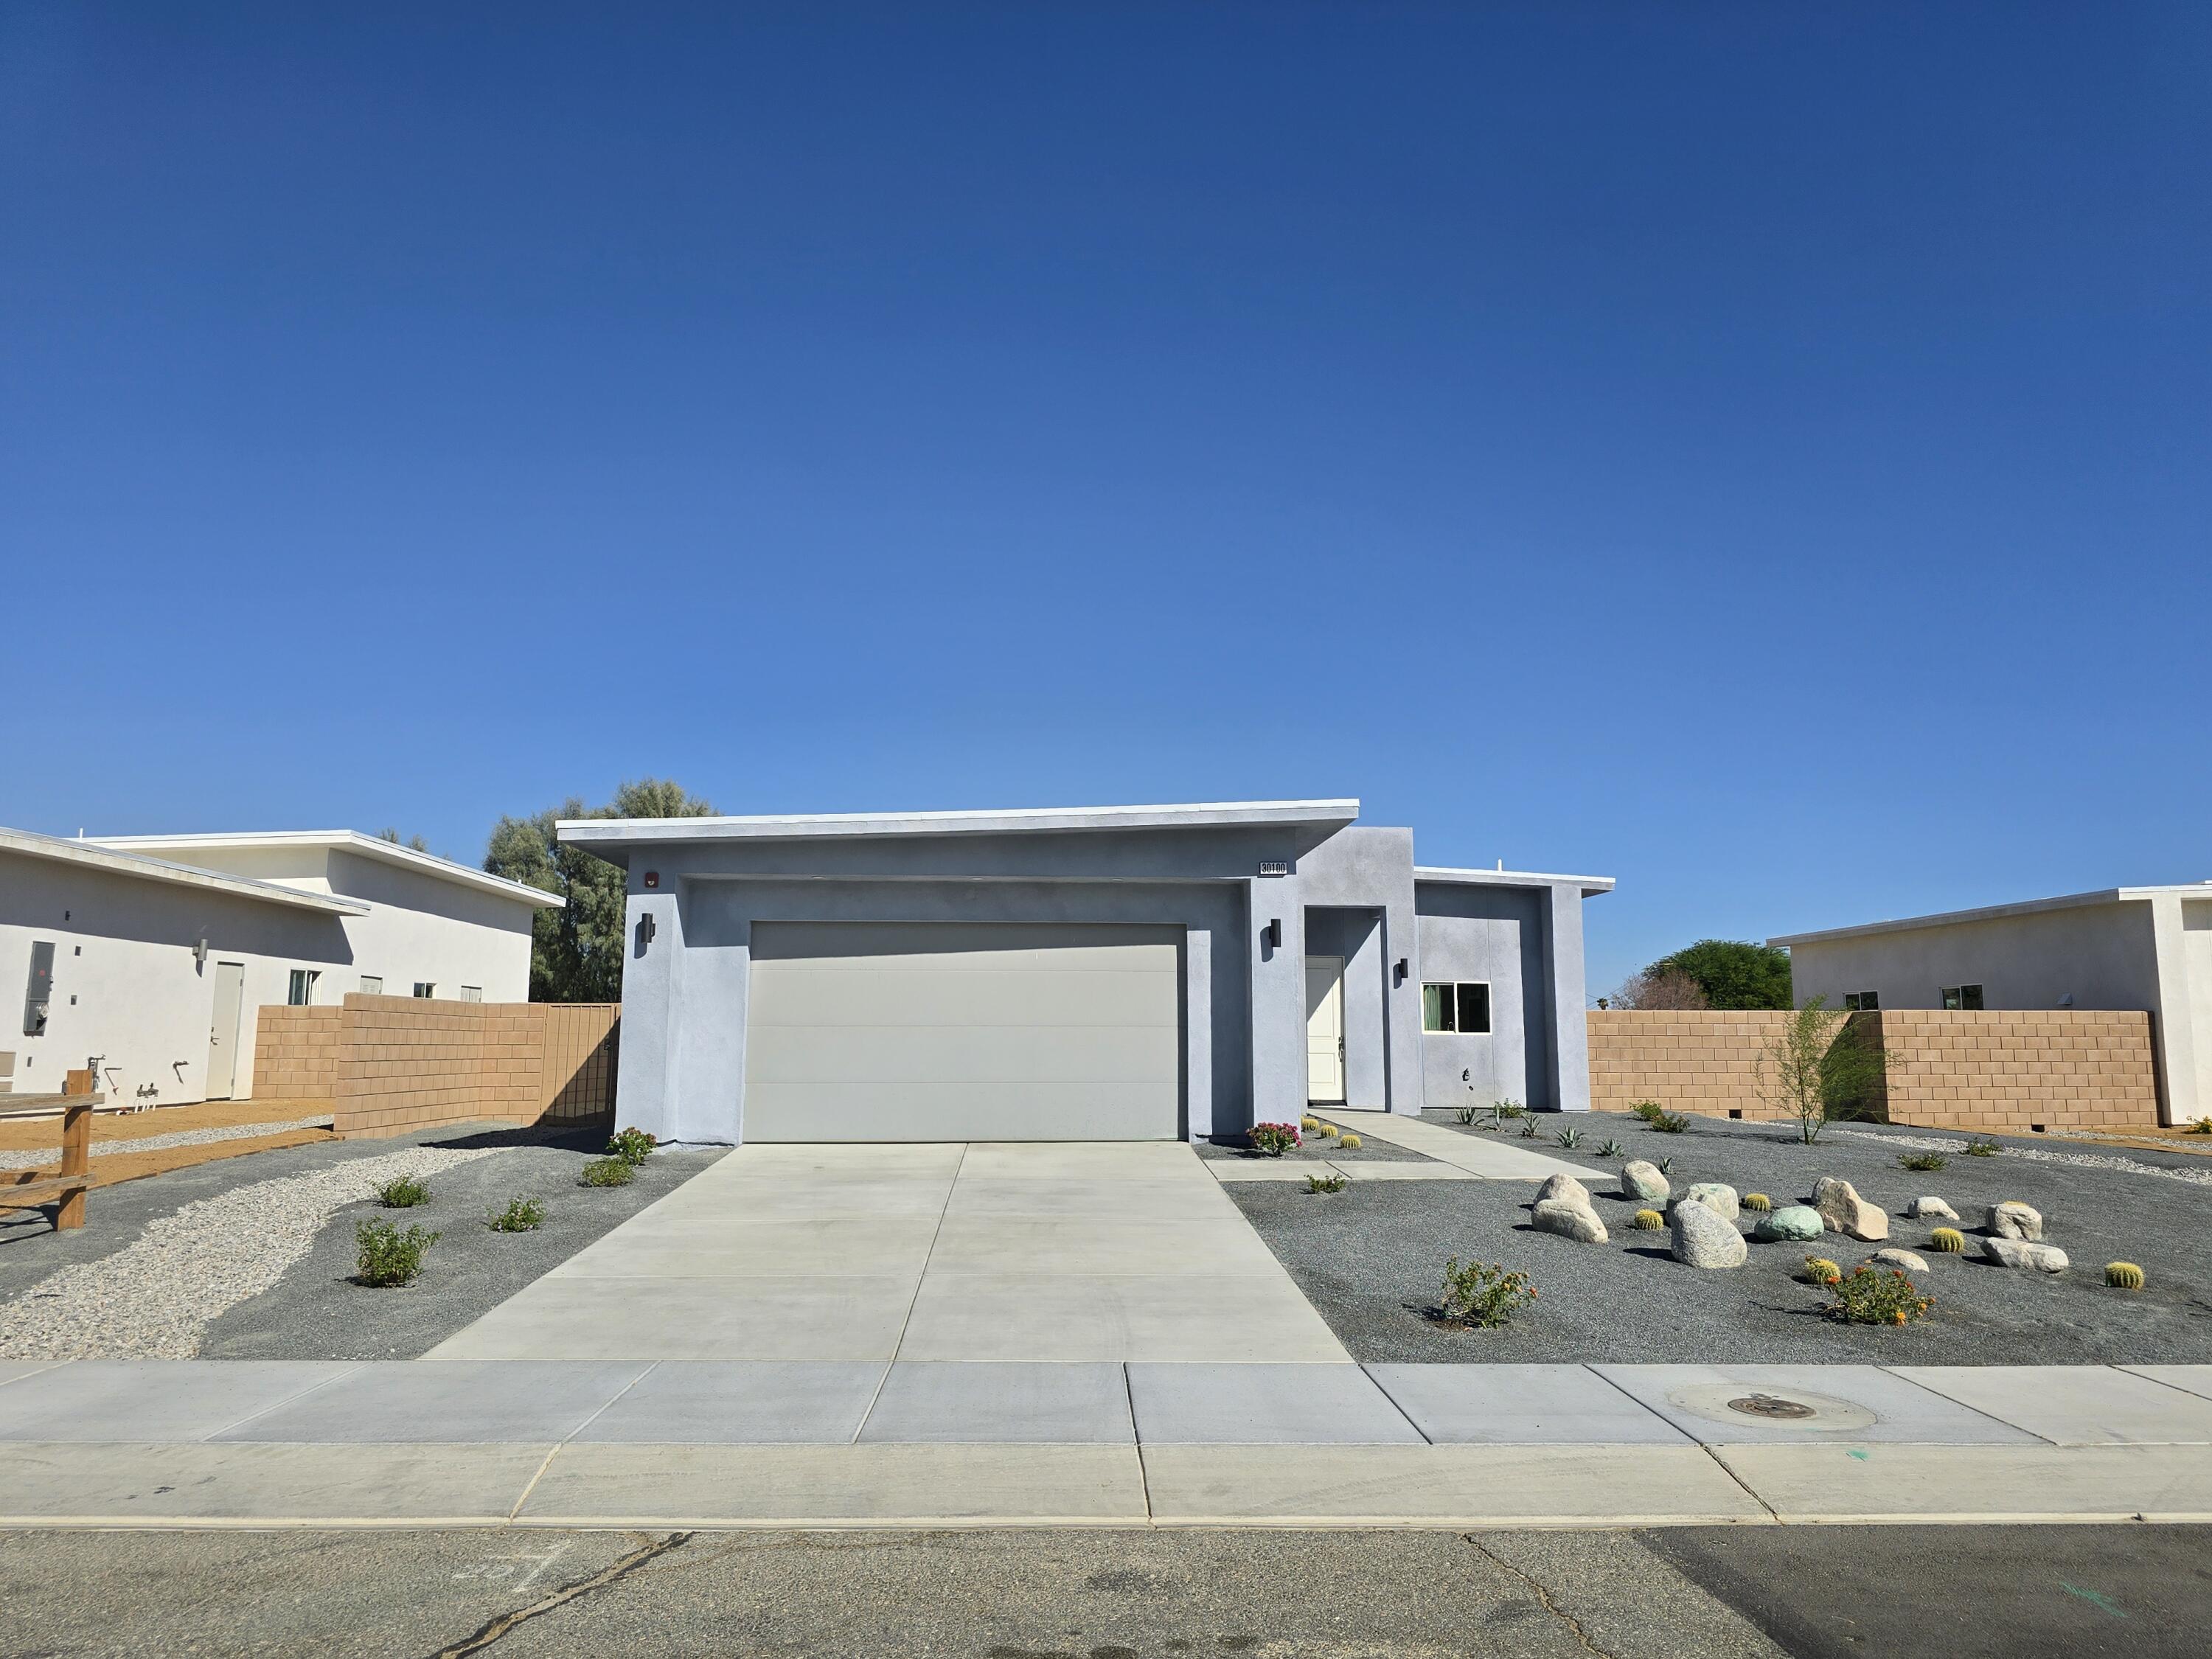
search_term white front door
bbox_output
[1305,955,1345,1103]
[206,961,246,1100]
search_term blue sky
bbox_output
[4,2,2207,995]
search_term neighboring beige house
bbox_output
[1773,882,2212,1127]
[2,827,559,1107]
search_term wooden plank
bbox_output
[55,1101,90,1228]
[0,1175,96,1210]
[63,1069,94,1097]
[0,1093,108,1121]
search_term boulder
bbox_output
[1813,1177,1889,1242]
[1866,1248,1930,1274]
[1753,1204,1825,1242]
[1669,1196,1747,1269]
[1531,1197,1608,1242]
[1981,1236,2068,1273]
[1619,1160,1671,1204]
[1675,1182,1739,1222]
[1986,1201,2043,1242]
[1534,1173,1593,1211]
[1907,1197,1959,1220]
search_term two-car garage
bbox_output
[740,921,1184,1141]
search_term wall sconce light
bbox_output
[636,912,658,950]
[1394,957,1408,986]
[1263,919,1281,950]
[193,938,209,970]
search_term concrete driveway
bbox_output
[428,1141,1350,1363]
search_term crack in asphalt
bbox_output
[1464,1534,1618,1659]
[425,1530,695,1658]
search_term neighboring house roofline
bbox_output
[557,799,1363,858]
[89,830,563,909]
[1415,864,1615,898]
[0,825,371,917]
[1769,881,2212,947]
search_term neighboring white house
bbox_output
[1773,882,2212,1127]
[1,827,559,1107]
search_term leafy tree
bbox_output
[484,779,715,1002]
[1602,965,1710,1010]
[1754,997,1888,1144]
[1646,939,1792,1011]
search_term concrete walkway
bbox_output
[427,1142,1350,1363]
[1,1358,2211,1527]
[1324,1109,1609,1180]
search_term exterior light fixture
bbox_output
[644,871,660,890]
[1263,919,1281,950]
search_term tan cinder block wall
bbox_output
[251,1006,344,1102]
[255,995,621,1138]
[1586,1009,2160,1135]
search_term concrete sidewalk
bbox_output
[1,1358,2210,1528]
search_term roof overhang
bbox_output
[1416,865,1615,899]
[1770,882,2212,947]
[0,827,370,917]
[91,830,563,908]
[558,799,1362,865]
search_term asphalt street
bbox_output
[0,1523,2201,1658]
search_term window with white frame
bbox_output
[459,986,482,1004]
[413,982,436,999]
[1421,981,1492,1034]
[286,969,320,1006]
[359,975,382,995]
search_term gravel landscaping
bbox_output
[0,1124,719,1361]
[1196,1130,1433,1166]
[1225,1110,2212,1365]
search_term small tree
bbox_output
[1649,940,1792,1010]
[1607,966,1710,1010]
[1755,998,1886,1144]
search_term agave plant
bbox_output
[1596,1138,1624,1158]
[1655,1155,1675,1175]
[1555,1127,1583,1150]
[1519,1119,1540,1139]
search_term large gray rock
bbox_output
[1619,1160,1671,1205]
[1867,1248,1930,1274]
[1675,1182,1739,1222]
[1534,1173,1593,1211]
[1814,1177,1889,1242]
[1532,1197,1608,1243]
[1981,1236,2068,1273]
[1753,1204,1825,1242]
[1908,1197,1959,1220]
[1986,1201,2044,1242]
[1669,1196,1747,1268]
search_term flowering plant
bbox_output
[1248,1121,1302,1157]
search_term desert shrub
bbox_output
[2189,1119,2212,1136]
[1555,1127,1582,1150]
[1799,1256,1842,1285]
[1248,1121,1301,1157]
[1495,1100,1527,1119]
[2107,1262,2146,1290]
[1824,1265,1935,1326]
[1305,1173,1348,1194]
[1964,1139,2001,1158]
[1743,1193,1773,1212]
[1597,1138,1624,1158]
[578,1157,636,1187]
[1338,1133,1363,1151]
[487,1197,545,1233]
[607,1127,658,1166]
[1929,1227,1965,1253]
[376,1175,431,1208]
[1439,1259,1537,1329]
[1898,1150,1950,1172]
[1647,1111,1690,1134]
[356,1219,439,1287]
[1630,1101,1665,1122]
[1632,1208,1663,1231]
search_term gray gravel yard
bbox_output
[1225,1111,2212,1365]
[1195,1131,1432,1165]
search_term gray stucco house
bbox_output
[559,799,1610,1145]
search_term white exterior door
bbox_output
[206,961,246,1100]
[1305,956,1345,1103]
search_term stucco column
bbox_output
[2147,895,2198,1126]
[1543,883,1593,1113]
[1246,878,1307,1129]
[613,884,682,1144]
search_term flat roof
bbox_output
[91,830,563,909]
[1770,882,2212,947]
[1415,865,1615,898]
[558,799,1363,860]
[0,826,371,917]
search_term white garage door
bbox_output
[742,921,1183,1141]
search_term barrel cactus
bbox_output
[1632,1208,1663,1230]
[1929,1227,1966,1253]
[1800,1256,1842,1285]
[1742,1193,1773,1212]
[1338,1133,1363,1151]
[1301,1115,1320,1133]
[2107,1262,2146,1290]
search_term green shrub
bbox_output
[1823,1265,1935,1326]
[356,1219,439,1287]
[2188,1118,2212,1136]
[578,1157,636,1187]
[2107,1262,2146,1290]
[607,1127,658,1166]
[376,1175,431,1208]
[1743,1193,1773,1212]
[1495,1100,1528,1119]
[1304,1172,1348,1194]
[1439,1259,1537,1329]
[1248,1121,1301,1157]
[1898,1150,1949,1172]
[1964,1139,2001,1158]
[1630,1101,1665,1122]
[487,1196,545,1233]
[1554,1127,1582,1150]
[1929,1227,1965,1253]
[1647,1111,1690,1134]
